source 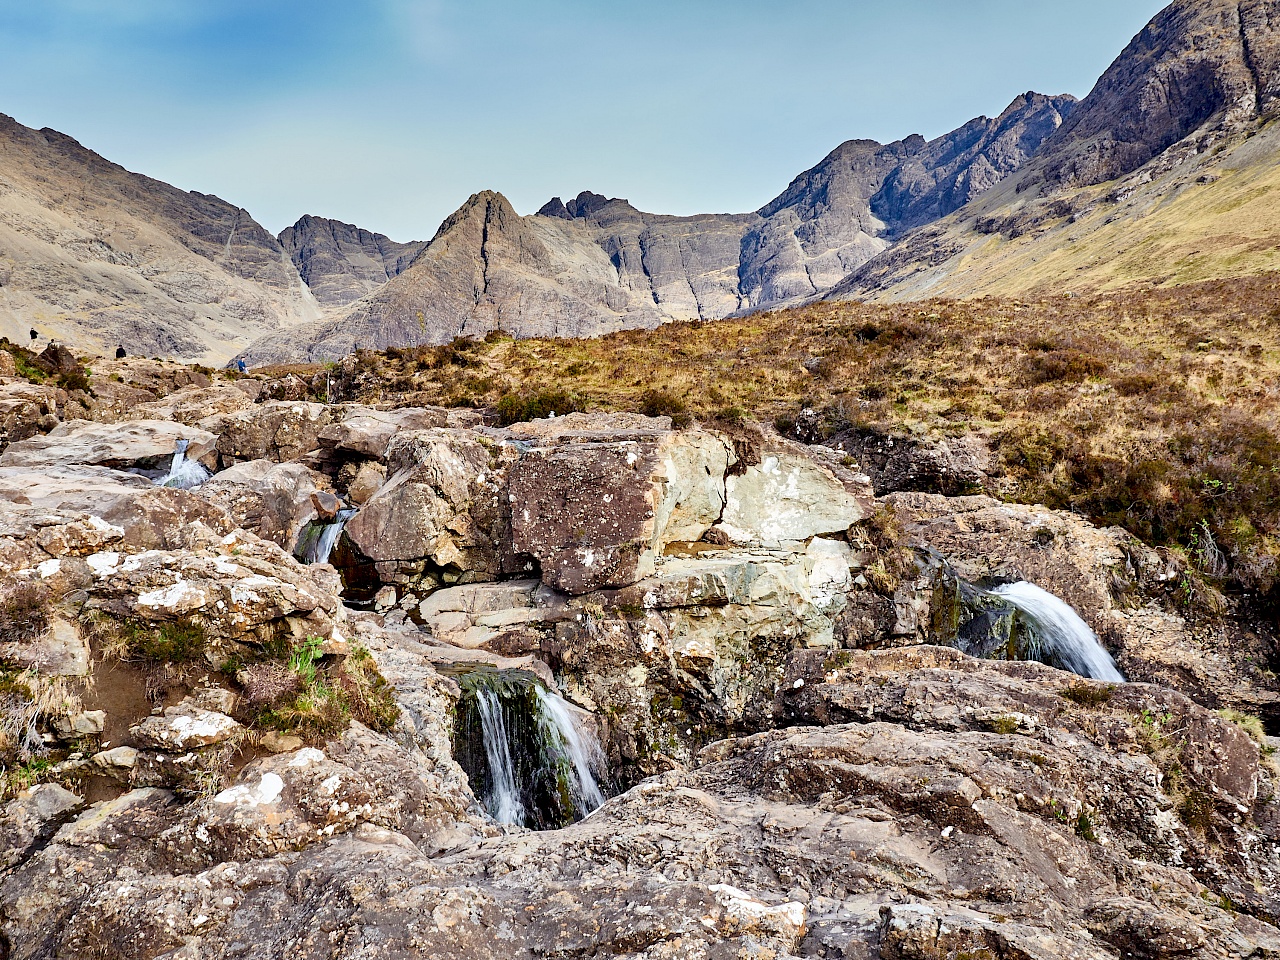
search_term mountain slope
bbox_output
[280,215,428,308]
[830,0,1280,300]
[0,114,320,363]
[241,93,1072,363]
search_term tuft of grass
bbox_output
[0,582,53,644]
[1076,809,1099,842]
[112,620,209,665]
[250,639,398,741]
[1061,681,1116,708]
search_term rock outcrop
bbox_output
[279,215,428,308]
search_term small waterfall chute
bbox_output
[476,686,527,826]
[155,438,212,490]
[453,668,609,830]
[294,508,357,565]
[992,581,1125,683]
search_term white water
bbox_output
[535,686,607,814]
[476,687,527,826]
[297,509,357,565]
[156,439,211,490]
[993,581,1125,683]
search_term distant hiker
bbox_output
[115,345,126,359]
[236,359,248,374]
[28,329,37,343]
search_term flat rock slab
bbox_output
[0,418,217,470]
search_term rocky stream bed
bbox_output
[0,353,1276,958]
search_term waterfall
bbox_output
[294,509,357,565]
[476,686,527,826]
[453,669,609,830]
[993,581,1125,683]
[155,439,211,490]
[535,685,607,813]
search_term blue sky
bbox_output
[0,0,1168,239]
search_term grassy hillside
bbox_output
[848,120,1280,301]
[263,274,1280,603]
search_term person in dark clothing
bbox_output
[115,346,126,359]
[236,359,248,374]
[29,329,37,343]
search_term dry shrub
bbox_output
[237,661,302,707]
[0,583,52,644]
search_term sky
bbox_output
[0,0,1169,240]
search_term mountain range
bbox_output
[0,0,1276,366]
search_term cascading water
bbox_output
[453,669,609,830]
[294,509,357,565]
[155,439,211,490]
[992,581,1125,683]
[534,685,607,814]
[476,686,526,826]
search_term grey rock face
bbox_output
[279,215,428,308]
[1031,0,1280,188]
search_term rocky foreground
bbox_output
[0,352,1276,958]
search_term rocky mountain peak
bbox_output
[279,215,427,310]
[536,197,573,219]
[1031,0,1280,188]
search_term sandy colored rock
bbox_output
[0,418,217,471]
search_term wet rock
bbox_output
[197,459,334,550]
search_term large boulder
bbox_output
[78,524,342,648]
[0,419,217,472]
[0,465,234,551]
[344,428,521,586]
[0,381,62,447]
[212,401,336,463]
[317,405,481,462]
[127,384,255,427]
[197,459,335,550]
[508,423,733,594]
